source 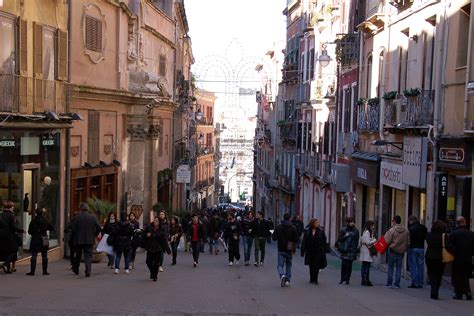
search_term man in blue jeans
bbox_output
[407,215,427,288]
[384,215,410,288]
[241,211,254,266]
[272,213,298,287]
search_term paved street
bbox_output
[0,243,472,316]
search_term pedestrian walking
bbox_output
[224,213,241,266]
[157,210,169,272]
[448,216,473,300]
[301,218,328,284]
[208,212,222,255]
[102,212,117,269]
[272,213,298,287]
[71,203,101,277]
[187,214,205,267]
[181,213,192,252]
[292,215,304,248]
[252,211,270,266]
[145,214,167,282]
[26,208,54,276]
[111,211,134,274]
[242,211,254,266]
[128,212,140,269]
[360,220,377,286]
[384,215,410,289]
[200,213,209,253]
[336,217,359,285]
[169,216,183,265]
[267,217,274,244]
[425,220,447,300]
[64,211,78,269]
[407,215,427,289]
[0,200,24,274]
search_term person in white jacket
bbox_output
[360,220,377,286]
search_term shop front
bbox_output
[351,152,380,231]
[380,159,407,235]
[0,129,65,260]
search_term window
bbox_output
[150,0,172,16]
[378,51,384,97]
[456,4,471,68]
[159,55,166,76]
[0,15,16,75]
[85,15,103,52]
[366,55,372,98]
[309,48,315,80]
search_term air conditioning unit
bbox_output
[396,99,406,125]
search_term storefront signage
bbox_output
[403,137,428,188]
[42,139,55,146]
[437,174,448,220]
[0,140,15,147]
[439,147,464,163]
[351,159,379,187]
[380,161,404,190]
[334,163,351,192]
[176,165,191,184]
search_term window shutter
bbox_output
[33,22,43,78]
[85,15,102,52]
[17,18,28,76]
[56,29,68,81]
[88,110,100,163]
[159,55,166,76]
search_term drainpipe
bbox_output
[64,0,72,257]
[463,0,473,131]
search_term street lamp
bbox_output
[317,44,332,68]
[195,109,204,121]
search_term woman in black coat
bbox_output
[425,220,447,300]
[1,200,24,274]
[26,208,54,276]
[111,212,134,274]
[102,212,117,269]
[169,216,183,265]
[145,215,168,281]
[301,218,328,284]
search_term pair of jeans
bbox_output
[228,238,240,262]
[73,244,93,276]
[242,235,253,263]
[106,254,115,267]
[170,240,179,263]
[340,259,353,282]
[254,237,266,263]
[114,249,131,270]
[146,251,161,279]
[408,248,425,286]
[30,249,48,274]
[277,251,293,281]
[191,240,201,263]
[361,261,371,283]
[426,258,445,298]
[386,250,404,287]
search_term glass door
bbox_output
[21,164,40,253]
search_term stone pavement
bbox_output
[0,243,472,316]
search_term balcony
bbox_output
[297,154,321,178]
[357,99,380,132]
[196,117,214,126]
[282,63,299,83]
[197,146,214,156]
[296,83,311,106]
[0,74,67,114]
[383,90,434,128]
[322,160,332,183]
[358,0,385,34]
[278,121,297,140]
[278,175,294,193]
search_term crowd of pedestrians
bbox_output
[1,198,473,302]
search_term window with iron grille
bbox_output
[85,15,102,52]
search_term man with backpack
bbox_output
[272,213,298,287]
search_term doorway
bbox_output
[21,163,40,252]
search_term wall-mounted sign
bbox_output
[437,173,448,220]
[176,165,191,184]
[439,147,464,163]
[380,160,404,190]
[403,137,428,188]
[0,140,15,147]
[351,159,379,188]
[42,139,55,146]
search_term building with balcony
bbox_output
[0,0,70,261]
[193,89,216,211]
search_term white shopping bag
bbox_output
[96,234,116,256]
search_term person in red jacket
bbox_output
[187,214,205,267]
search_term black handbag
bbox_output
[41,236,49,248]
[368,244,377,256]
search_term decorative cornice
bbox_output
[127,123,161,141]
[143,25,176,50]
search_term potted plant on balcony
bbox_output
[368,97,380,106]
[357,98,367,106]
[277,120,286,126]
[383,91,397,101]
[403,88,421,97]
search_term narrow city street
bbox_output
[0,244,472,316]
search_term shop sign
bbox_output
[0,140,15,147]
[176,164,191,184]
[380,161,404,190]
[439,147,464,163]
[403,137,428,188]
[42,139,55,146]
[351,159,379,187]
[437,174,448,220]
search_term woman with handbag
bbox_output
[425,220,448,300]
[26,208,54,276]
[360,220,377,286]
[169,216,183,265]
[102,212,117,269]
[301,218,327,284]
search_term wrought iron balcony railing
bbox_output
[357,100,379,132]
[383,91,434,127]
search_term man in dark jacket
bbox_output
[112,211,134,274]
[224,213,241,266]
[449,216,474,300]
[407,215,427,288]
[336,217,360,285]
[71,203,101,277]
[272,213,298,287]
[292,215,304,248]
[1,200,24,274]
[241,211,255,266]
[252,211,270,266]
[26,208,54,276]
